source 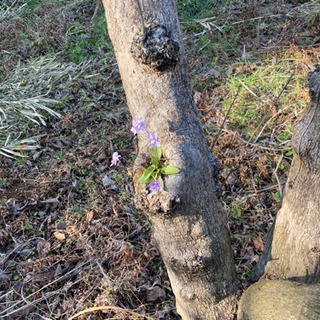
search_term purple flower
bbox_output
[131,118,146,135]
[110,152,121,166]
[150,179,162,192]
[148,133,160,147]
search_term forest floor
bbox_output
[0,0,319,319]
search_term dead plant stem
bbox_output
[211,87,240,148]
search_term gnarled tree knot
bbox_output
[131,24,180,72]
[135,188,180,216]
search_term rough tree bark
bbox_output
[102,1,320,319]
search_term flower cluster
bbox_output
[131,118,147,135]
[130,118,162,191]
[110,117,179,193]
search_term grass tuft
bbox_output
[0,55,93,157]
[222,54,310,143]
[0,0,27,22]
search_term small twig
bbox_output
[16,283,48,316]
[211,87,240,148]
[253,105,290,144]
[194,14,284,29]
[247,183,285,195]
[199,40,211,51]
[0,260,90,316]
[250,70,295,145]
[0,237,41,266]
[0,291,57,319]
[28,313,52,320]
[96,260,114,288]
[273,154,284,198]
[238,78,259,99]
[273,72,294,111]
[91,0,102,22]
[246,113,267,147]
[235,133,288,151]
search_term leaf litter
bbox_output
[1,0,320,319]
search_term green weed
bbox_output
[221,56,309,142]
[231,201,242,218]
[7,260,17,268]
[223,198,243,220]
[177,0,217,24]
[24,223,32,230]
[65,13,111,64]
[273,191,282,203]
[26,0,41,9]
[12,274,19,281]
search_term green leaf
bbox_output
[157,146,162,159]
[161,165,180,175]
[151,146,162,160]
[159,178,164,191]
[273,191,281,203]
[151,154,159,166]
[151,147,157,158]
[7,260,17,268]
[151,170,161,180]
[138,165,156,183]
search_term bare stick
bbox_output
[91,0,102,22]
[273,154,284,197]
[211,87,240,148]
[273,72,294,111]
[250,72,294,145]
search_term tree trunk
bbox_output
[102,0,320,319]
[238,68,320,319]
[255,67,320,283]
[102,1,238,319]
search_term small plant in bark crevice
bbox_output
[111,118,180,191]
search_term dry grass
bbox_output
[195,0,320,31]
[0,0,26,22]
[0,56,96,157]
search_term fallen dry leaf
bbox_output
[54,231,66,241]
[86,210,94,223]
[253,236,264,252]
